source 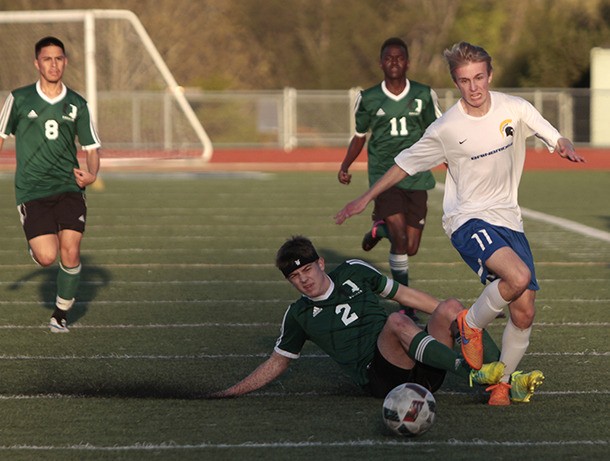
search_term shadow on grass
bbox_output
[7,255,111,323]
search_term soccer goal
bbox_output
[0,9,213,162]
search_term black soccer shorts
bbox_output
[364,344,446,398]
[18,191,87,241]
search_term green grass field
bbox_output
[0,170,608,460]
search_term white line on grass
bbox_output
[0,261,606,269]
[434,183,610,242]
[1,278,606,286]
[0,298,607,306]
[0,351,606,360]
[0,322,607,330]
[521,208,610,243]
[0,439,606,452]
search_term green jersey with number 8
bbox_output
[0,81,101,204]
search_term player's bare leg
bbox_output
[387,213,423,322]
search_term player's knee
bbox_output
[33,252,56,267]
[433,298,463,321]
[513,267,531,293]
[510,309,535,329]
[406,244,419,257]
[503,266,531,298]
[60,248,81,267]
[29,245,58,266]
[388,311,418,333]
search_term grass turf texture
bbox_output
[0,170,608,460]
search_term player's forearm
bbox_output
[210,353,290,398]
[86,148,100,177]
[394,285,439,314]
[365,164,408,201]
[340,136,366,171]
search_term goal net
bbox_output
[0,9,213,163]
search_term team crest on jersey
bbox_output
[342,279,362,299]
[500,119,514,138]
[62,103,78,121]
[408,99,423,116]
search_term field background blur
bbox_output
[0,1,608,459]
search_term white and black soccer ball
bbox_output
[382,383,436,436]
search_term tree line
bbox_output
[2,0,609,90]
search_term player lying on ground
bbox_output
[210,236,543,402]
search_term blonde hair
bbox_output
[443,42,492,81]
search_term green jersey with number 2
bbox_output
[274,259,399,387]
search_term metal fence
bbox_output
[188,87,602,151]
[1,87,604,154]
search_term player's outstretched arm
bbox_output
[335,164,408,224]
[391,284,441,315]
[208,352,291,398]
[556,137,585,163]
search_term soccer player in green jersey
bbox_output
[338,38,441,322]
[211,236,531,401]
[0,36,101,333]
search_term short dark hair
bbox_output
[275,236,320,278]
[35,36,65,58]
[380,37,409,60]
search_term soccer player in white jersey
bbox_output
[0,36,101,333]
[335,42,585,405]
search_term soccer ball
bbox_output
[382,383,436,436]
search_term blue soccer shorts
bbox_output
[450,218,539,290]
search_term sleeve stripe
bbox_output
[273,346,299,359]
[84,102,102,148]
[0,93,15,136]
[273,305,301,359]
[379,278,398,298]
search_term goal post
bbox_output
[0,9,213,161]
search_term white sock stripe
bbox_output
[389,253,409,272]
[55,296,75,311]
[59,263,82,275]
[414,334,435,362]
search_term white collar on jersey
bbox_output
[306,275,335,302]
[381,79,411,101]
[36,80,67,105]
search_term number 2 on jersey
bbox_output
[335,304,359,326]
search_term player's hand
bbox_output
[334,197,368,224]
[73,168,97,188]
[338,169,352,185]
[556,138,585,163]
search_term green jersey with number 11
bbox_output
[354,79,440,190]
[0,81,101,204]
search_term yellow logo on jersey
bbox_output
[500,119,514,138]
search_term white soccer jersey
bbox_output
[394,91,562,236]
